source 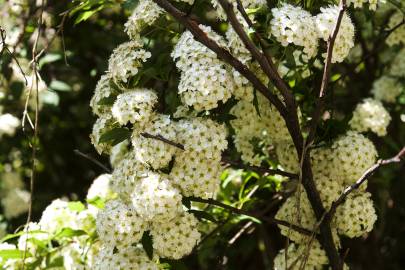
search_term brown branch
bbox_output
[328,146,405,218]
[140,132,185,150]
[307,0,347,144]
[221,157,298,179]
[74,149,112,173]
[217,0,303,150]
[188,197,313,236]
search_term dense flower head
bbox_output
[233,61,269,102]
[269,4,318,59]
[96,199,147,249]
[335,192,377,238]
[371,76,402,103]
[172,26,234,111]
[110,151,150,198]
[170,150,222,198]
[350,98,392,137]
[90,74,114,117]
[39,199,95,235]
[226,12,252,63]
[276,142,299,173]
[94,245,159,270]
[90,114,115,154]
[108,40,151,85]
[111,88,158,125]
[151,212,201,259]
[131,173,183,222]
[87,174,115,201]
[124,0,163,40]
[132,114,178,169]
[386,11,405,46]
[275,191,317,243]
[175,117,228,161]
[330,131,377,186]
[17,222,49,254]
[314,174,343,209]
[316,6,355,63]
[231,94,290,165]
[274,242,327,270]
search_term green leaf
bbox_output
[74,7,103,24]
[86,196,105,209]
[97,96,116,106]
[67,201,86,212]
[54,228,86,239]
[99,127,131,146]
[188,210,217,223]
[182,197,191,209]
[141,231,154,260]
[49,80,72,92]
[122,0,140,10]
[0,249,32,260]
[39,54,62,68]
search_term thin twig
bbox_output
[73,149,112,173]
[328,146,405,218]
[140,132,185,150]
[188,197,313,236]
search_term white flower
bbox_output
[109,140,129,168]
[124,0,164,40]
[390,48,405,77]
[112,89,158,125]
[350,98,391,137]
[90,74,114,117]
[316,6,355,63]
[386,11,405,46]
[175,117,228,161]
[87,174,114,201]
[131,173,183,222]
[336,192,377,238]
[94,245,159,270]
[170,150,222,199]
[371,76,402,103]
[96,199,147,250]
[110,151,151,198]
[132,114,178,169]
[330,131,377,186]
[108,40,151,86]
[151,212,201,259]
[90,114,115,155]
[1,188,30,219]
[0,113,20,137]
[269,4,319,59]
[17,222,49,254]
[172,25,234,111]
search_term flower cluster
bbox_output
[0,171,30,219]
[269,4,318,59]
[108,40,152,86]
[316,6,355,63]
[386,11,405,47]
[0,113,20,138]
[275,131,378,268]
[230,93,290,165]
[350,98,391,136]
[172,26,234,111]
[371,76,403,103]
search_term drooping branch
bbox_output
[328,146,405,218]
[188,197,313,236]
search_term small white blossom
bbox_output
[112,88,158,125]
[151,212,201,259]
[350,98,392,137]
[316,6,355,63]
